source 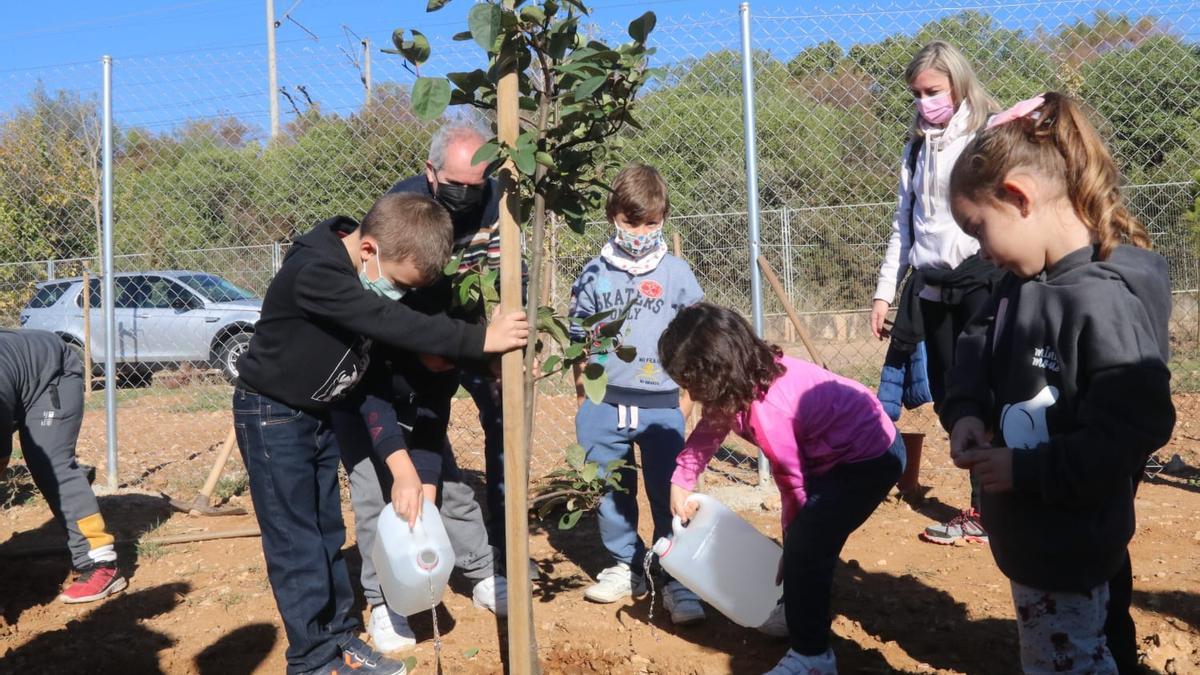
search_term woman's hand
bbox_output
[870,299,891,340]
[670,484,698,523]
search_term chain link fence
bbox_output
[0,1,1196,491]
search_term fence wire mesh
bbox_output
[0,1,1196,491]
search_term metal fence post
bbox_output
[740,2,770,487]
[101,55,119,492]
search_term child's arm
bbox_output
[358,391,443,487]
[679,389,694,422]
[671,414,731,493]
[293,258,526,359]
[939,287,1003,435]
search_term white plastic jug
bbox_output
[372,499,455,617]
[651,493,783,628]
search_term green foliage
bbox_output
[531,443,629,529]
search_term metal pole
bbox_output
[47,259,56,280]
[266,0,280,139]
[362,38,373,110]
[101,55,119,492]
[739,3,770,487]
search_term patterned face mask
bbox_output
[613,225,664,259]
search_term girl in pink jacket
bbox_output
[659,303,905,675]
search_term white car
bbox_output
[19,270,261,382]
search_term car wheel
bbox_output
[217,332,252,382]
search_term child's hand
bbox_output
[484,307,529,354]
[670,484,698,523]
[950,416,990,468]
[385,451,424,529]
[957,447,1014,493]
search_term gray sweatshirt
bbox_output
[0,329,77,457]
[941,245,1175,592]
[569,253,703,407]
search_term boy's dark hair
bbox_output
[658,303,784,420]
[606,164,670,224]
[361,193,453,282]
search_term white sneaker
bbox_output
[757,601,788,637]
[583,563,646,603]
[368,604,416,653]
[662,580,706,625]
[472,575,509,617]
[763,648,837,675]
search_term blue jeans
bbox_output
[233,388,356,674]
[459,370,507,555]
[784,430,905,655]
[575,400,684,566]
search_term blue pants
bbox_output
[784,431,904,655]
[575,400,684,566]
[233,388,356,674]
[459,371,507,554]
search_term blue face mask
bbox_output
[359,255,406,301]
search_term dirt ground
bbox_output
[2,383,1198,674]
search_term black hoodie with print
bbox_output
[235,216,486,413]
[940,245,1175,593]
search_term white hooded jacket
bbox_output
[873,102,982,304]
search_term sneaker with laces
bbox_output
[583,563,646,603]
[472,574,509,617]
[662,580,706,625]
[763,648,837,675]
[59,562,127,604]
[920,508,988,545]
[314,636,406,674]
[367,604,416,653]
[757,601,788,638]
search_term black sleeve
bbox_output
[293,258,486,361]
[1011,290,1176,507]
[939,287,1001,432]
[356,382,443,485]
[0,401,12,461]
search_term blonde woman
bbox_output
[869,42,1000,545]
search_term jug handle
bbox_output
[670,494,705,535]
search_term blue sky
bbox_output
[0,0,1181,138]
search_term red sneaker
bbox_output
[59,563,128,604]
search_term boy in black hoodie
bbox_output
[234,192,527,675]
[942,93,1174,673]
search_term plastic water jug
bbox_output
[651,493,783,627]
[372,499,455,616]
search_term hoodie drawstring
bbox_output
[616,404,640,431]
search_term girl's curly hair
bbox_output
[658,303,784,420]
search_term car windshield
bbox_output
[176,274,256,303]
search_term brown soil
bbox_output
[2,386,1198,674]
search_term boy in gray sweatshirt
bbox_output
[568,165,705,625]
[0,329,127,603]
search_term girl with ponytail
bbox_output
[942,92,1175,673]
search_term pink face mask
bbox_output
[915,91,955,125]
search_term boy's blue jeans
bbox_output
[575,400,684,567]
[233,388,356,674]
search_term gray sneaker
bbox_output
[920,508,988,545]
[583,563,646,603]
[763,648,837,675]
[662,580,706,625]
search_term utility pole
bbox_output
[362,38,373,110]
[266,0,280,139]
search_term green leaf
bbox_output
[512,144,537,175]
[581,462,598,483]
[540,355,562,374]
[427,0,451,10]
[410,77,451,121]
[582,362,607,404]
[559,509,583,530]
[443,252,463,276]
[519,5,545,25]
[628,12,657,42]
[468,3,503,53]
[403,657,418,672]
[471,141,501,166]
[565,444,586,471]
[581,308,615,328]
[535,151,554,168]
[615,345,637,363]
[452,30,473,41]
[463,647,480,659]
[573,74,606,98]
[564,342,584,360]
[393,29,431,66]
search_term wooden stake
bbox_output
[496,31,539,674]
[81,261,93,393]
[756,255,827,369]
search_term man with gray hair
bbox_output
[339,121,518,652]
